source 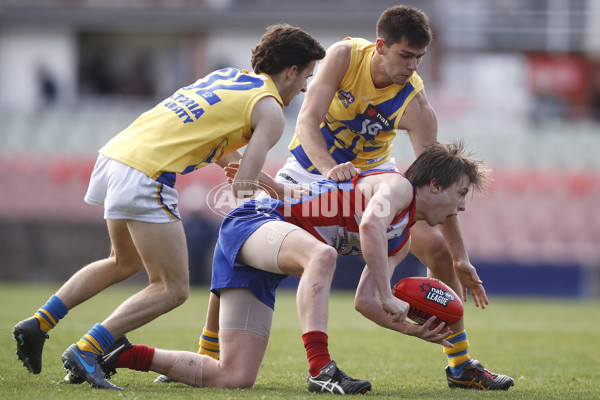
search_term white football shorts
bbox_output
[84,155,181,222]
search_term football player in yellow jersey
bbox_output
[12,24,325,390]
[182,6,512,393]
[284,5,513,391]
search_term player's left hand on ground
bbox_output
[453,260,489,309]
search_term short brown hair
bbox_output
[376,5,432,48]
[404,140,491,193]
[251,24,325,75]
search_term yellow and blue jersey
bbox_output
[99,68,283,187]
[289,37,424,173]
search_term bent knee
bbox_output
[354,294,368,315]
[109,254,144,278]
[309,245,338,271]
[153,280,189,309]
[168,282,189,307]
[222,373,256,389]
[229,378,255,389]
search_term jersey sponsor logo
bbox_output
[337,90,355,108]
[420,282,455,307]
[358,104,392,138]
[364,104,391,129]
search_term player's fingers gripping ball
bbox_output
[393,277,463,329]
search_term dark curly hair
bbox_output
[251,24,325,75]
[376,5,433,48]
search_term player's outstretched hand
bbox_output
[409,316,454,347]
[325,162,361,182]
[453,260,489,309]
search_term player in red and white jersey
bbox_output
[106,141,496,394]
[270,169,415,257]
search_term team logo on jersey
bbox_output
[364,104,391,129]
[420,282,455,307]
[337,90,355,108]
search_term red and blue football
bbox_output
[392,277,463,328]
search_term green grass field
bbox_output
[1,282,598,399]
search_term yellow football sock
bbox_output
[74,324,115,356]
[34,312,56,333]
[198,328,220,360]
[76,334,104,355]
[444,330,471,368]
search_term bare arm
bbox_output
[215,150,243,169]
[400,90,488,307]
[356,174,413,321]
[354,171,453,346]
[398,89,438,157]
[354,237,453,347]
[222,161,308,201]
[440,216,489,308]
[295,41,359,181]
[217,97,307,200]
[228,96,285,198]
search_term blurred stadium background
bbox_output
[0,0,599,298]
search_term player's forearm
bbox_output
[215,151,242,169]
[355,294,411,334]
[296,119,337,175]
[257,170,276,189]
[231,153,268,199]
[359,223,394,302]
[218,151,261,198]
